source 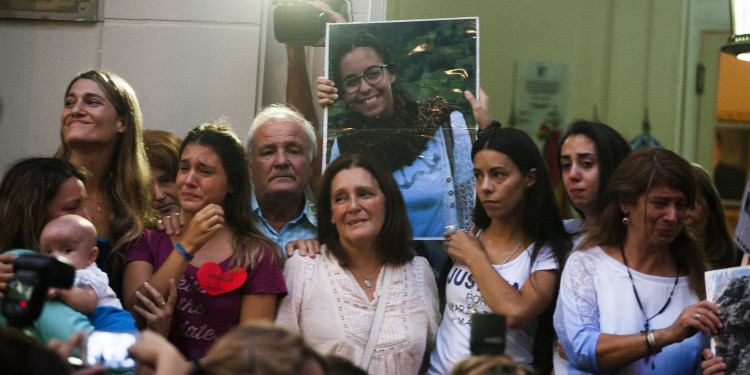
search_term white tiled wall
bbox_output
[0,0,268,172]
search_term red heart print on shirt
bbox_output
[196,262,247,295]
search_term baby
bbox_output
[40,214,122,313]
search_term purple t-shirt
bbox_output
[126,229,287,359]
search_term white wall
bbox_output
[0,0,730,175]
[0,0,265,173]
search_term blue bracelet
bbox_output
[175,242,194,261]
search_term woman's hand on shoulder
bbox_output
[701,348,726,375]
[317,77,338,108]
[443,228,485,266]
[662,300,722,345]
[156,211,185,236]
[285,239,321,258]
[464,87,493,129]
[180,203,225,254]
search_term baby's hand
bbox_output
[47,287,62,300]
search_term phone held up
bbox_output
[470,312,507,356]
[80,330,140,370]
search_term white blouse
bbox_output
[276,247,440,374]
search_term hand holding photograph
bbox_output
[705,265,750,375]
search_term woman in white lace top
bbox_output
[276,153,439,374]
[554,148,722,374]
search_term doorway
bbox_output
[697,32,750,233]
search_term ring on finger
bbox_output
[159,301,167,306]
[694,313,701,320]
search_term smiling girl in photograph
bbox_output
[318,31,493,238]
[428,128,571,374]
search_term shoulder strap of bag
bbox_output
[359,266,393,370]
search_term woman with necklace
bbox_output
[553,120,632,374]
[57,70,156,297]
[428,128,571,374]
[276,153,439,374]
[554,148,722,374]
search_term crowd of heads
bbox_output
[0,62,743,375]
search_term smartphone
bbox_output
[470,312,506,355]
[81,331,139,370]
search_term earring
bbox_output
[622,216,630,225]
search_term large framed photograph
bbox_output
[323,17,478,239]
[0,0,101,22]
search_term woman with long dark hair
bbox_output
[124,120,286,359]
[686,164,740,270]
[277,153,439,374]
[428,128,570,374]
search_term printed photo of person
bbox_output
[322,18,479,239]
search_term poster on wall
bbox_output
[513,61,569,136]
[513,61,570,218]
[0,0,101,21]
[322,17,478,240]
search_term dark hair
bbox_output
[0,157,86,253]
[144,129,182,181]
[331,32,396,86]
[181,119,280,268]
[317,153,413,267]
[201,322,327,375]
[326,356,368,375]
[691,164,739,269]
[583,148,707,296]
[557,120,631,217]
[0,327,70,375]
[472,128,571,266]
[450,354,533,375]
[329,32,414,110]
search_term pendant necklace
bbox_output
[350,265,382,288]
[88,196,104,212]
[501,237,527,264]
[620,244,679,369]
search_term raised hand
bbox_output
[317,77,338,108]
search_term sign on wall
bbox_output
[513,61,569,134]
[0,0,101,22]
